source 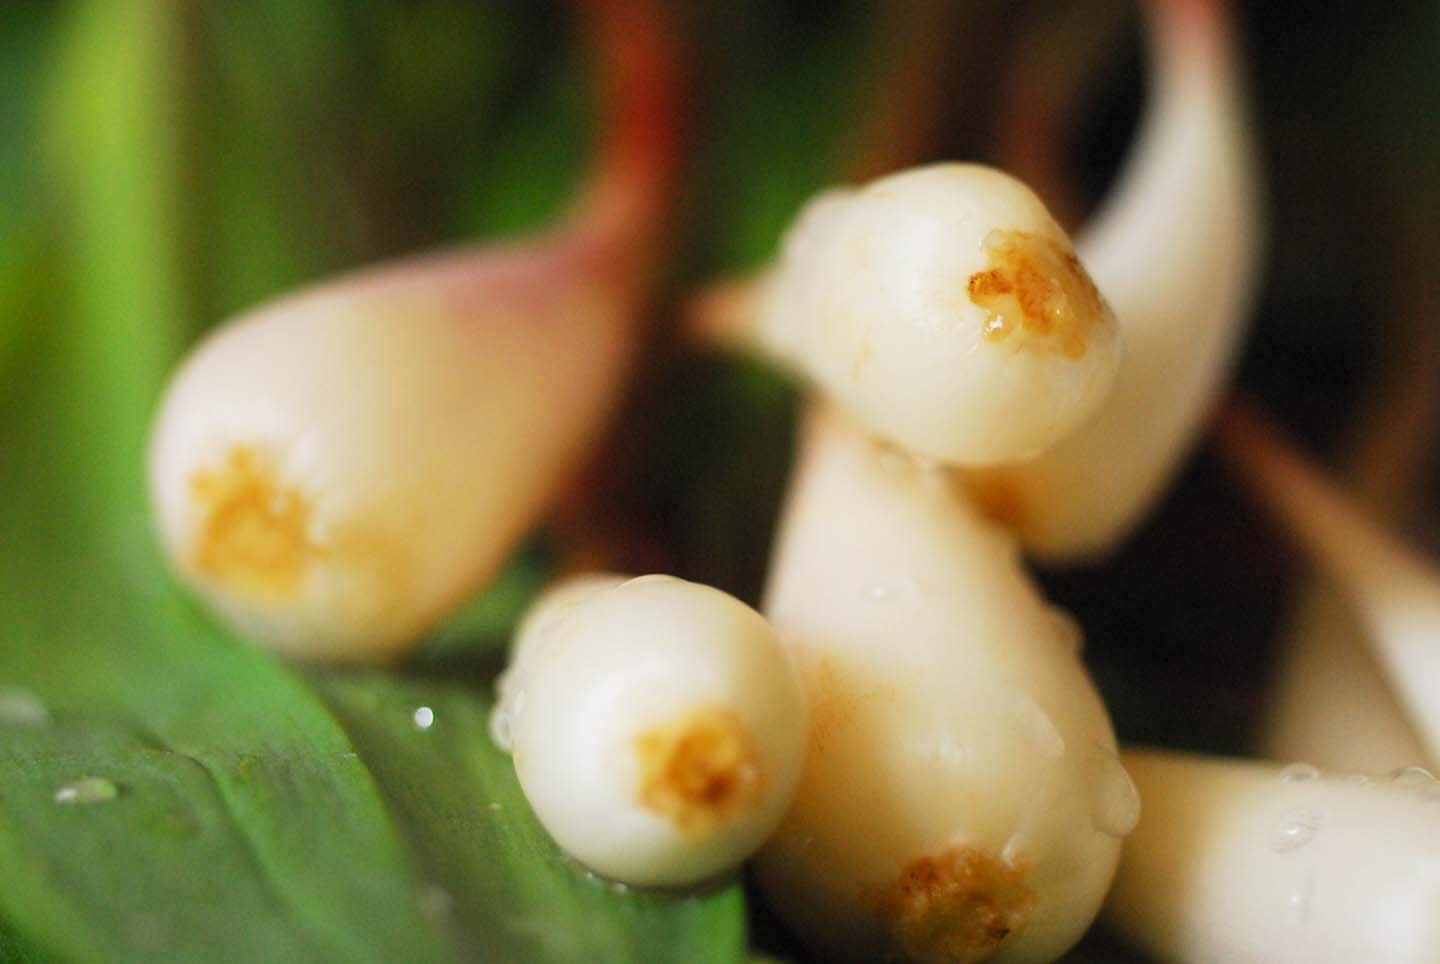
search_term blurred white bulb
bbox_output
[497,574,806,887]
[148,243,636,664]
[146,0,681,665]
[758,163,1120,466]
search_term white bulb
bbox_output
[1107,750,1440,964]
[758,163,1120,466]
[148,245,635,663]
[756,408,1130,963]
[499,574,806,887]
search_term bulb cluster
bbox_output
[148,2,1428,962]
[150,157,1140,957]
[487,164,1138,961]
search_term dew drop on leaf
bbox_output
[54,777,120,805]
[0,686,50,727]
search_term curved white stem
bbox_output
[1220,403,1440,764]
[1262,221,1440,772]
[966,0,1263,560]
[1263,587,1432,773]
[1106,749,1440,964]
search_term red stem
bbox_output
[567,0,683,256]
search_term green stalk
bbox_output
[45,0,193,529]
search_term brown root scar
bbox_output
[189,446,317,600]
[635,706,763,836]
[877,845,1034,964]
[966,229,1106,359]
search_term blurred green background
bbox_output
[1,1,1437,961]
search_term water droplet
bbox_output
[1270,809,1322,853]
[608,880,630,895]
[1288,871,1317,924]
[489,706,513,752]
[0,686,49,727]
[1090,748,1141,838]
[1279,762,1320,783]
[1008,694,1066,760]
[1386,766,1436,787]
[412,706,435,731]
[54,777,119,805]
[487,802,503,812]
[1345,774,1375,788]
[418,884,453,921]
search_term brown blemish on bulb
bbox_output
[876,846,1034,964]
[966,230,1105,359]
[189,446,317,600]
[635,706,763,836]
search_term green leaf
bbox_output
[314,672,747,964]
[0,3,745,961]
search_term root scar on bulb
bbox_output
[966,229,1104,359]
[876,846,1034,964]
[635,706,763,837]
[189,446,318,599]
